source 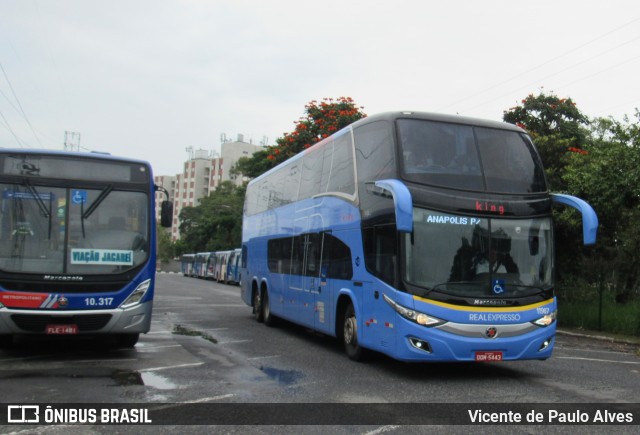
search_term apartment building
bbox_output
[154,137,264,240]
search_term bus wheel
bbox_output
[262,289,276,327]
[115,333,139,348]
[343,303,367,361]
[253,288,264,323]
[0,334,13,348]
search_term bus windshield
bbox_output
[403,208,553,298]
[0,183,149,275]
[398,119,546,193]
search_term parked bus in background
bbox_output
[194,252,212,279]
[225,248,242,284]
[214,250,231,282]
[181,254,195,277]
[241,111,598,362]
[0,149,172,348]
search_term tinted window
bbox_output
[267,233,352,280]
[354,121,396,220]
[299,149,323,200]
[327,132,356,196]
[398,119,483,189]
[321,233,353,280]
[397,119,547,193]
[363,223,398,287]
[475,128,546,193]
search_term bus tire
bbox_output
[343,303,368,361]
[115,333,139,348]
[262,288,276,327]
[252,285,264,323]
[0,334,13,348]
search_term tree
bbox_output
[156,226,174,264]
[563,112,640,300]
[503,91,589,191]
[178,181,245,253]
[234,97,366,178]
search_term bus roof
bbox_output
[248,111,524,187]
[0,148,153,168]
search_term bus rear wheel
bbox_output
[252,288,264,323]
[343,303,368,361]
[262,289,276,327]
[0,334,13,348]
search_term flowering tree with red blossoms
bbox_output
[234,97,366,178]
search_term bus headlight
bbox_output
[120,279,151,309]
[383,294,445,327]
[532,310,557,327]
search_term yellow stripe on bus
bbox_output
[412,296,554,312]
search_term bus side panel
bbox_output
[357,281,398,354]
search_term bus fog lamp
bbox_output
[539,337,553,351]
[120,279,151,309]
[409,337,432,353]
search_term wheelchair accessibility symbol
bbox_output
[492,279,505,294]
[72,190,87,205]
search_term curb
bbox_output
[557,329,640,346]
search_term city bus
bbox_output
[225,248,242,284]
[181,253,195,276]
[0,149,172,348]
[241,111,598,362]
[194,252,212,278]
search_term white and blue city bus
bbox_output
[241,112,598,363]
[0,149,172,348]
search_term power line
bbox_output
[0,108,28,147]
[438,16,640,112]
[0,62,43,147]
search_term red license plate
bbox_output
[45,324,78,335]
[475,351,503,362]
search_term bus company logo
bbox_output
[485,327,498,339]
[472,299,508,306]
[57,296,69,307]
[43,275,84,281]
[7,405,40,423]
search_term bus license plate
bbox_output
[475,351,503,362]
[46,324,78,335]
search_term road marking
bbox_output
[556,356,640,365]
[217,339,250,344]
[141,362,205,372]
[136,344,182,350]
[364,425,401,435]
[181,394,235,403]
[247,355,281,361]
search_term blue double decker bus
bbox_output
[241,112,598,362]
[0,150,172,348]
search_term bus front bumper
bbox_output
[0,301,153,336]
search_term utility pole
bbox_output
[64,131,81,151]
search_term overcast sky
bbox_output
[1,0,639,176]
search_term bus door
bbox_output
[316,231,353,335]
[287,232,320,328]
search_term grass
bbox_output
[558,296,640,337]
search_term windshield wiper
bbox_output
[22,179,52,239]
[82,185,113,220]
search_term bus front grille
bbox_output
[10,314,113,332]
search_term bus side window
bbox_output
[363,224,398,287]
[322,233,353,280]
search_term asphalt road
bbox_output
[0,273,638,434]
